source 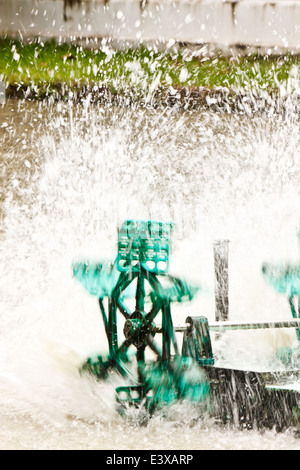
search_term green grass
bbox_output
[0,36,300,100]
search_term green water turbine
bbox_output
[73,219,209,414]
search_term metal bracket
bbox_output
[182,316,214,365]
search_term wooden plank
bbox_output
[265,383,300,393]
[170,319,300,333]
[208,319,300,331]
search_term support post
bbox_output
[298,225,300,318]
[213,240,229,323]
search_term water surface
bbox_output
[1,98,300,449]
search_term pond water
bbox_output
[1,98,300,449]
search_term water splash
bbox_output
[1,97,300,447]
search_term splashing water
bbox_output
[1,96,300,449]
